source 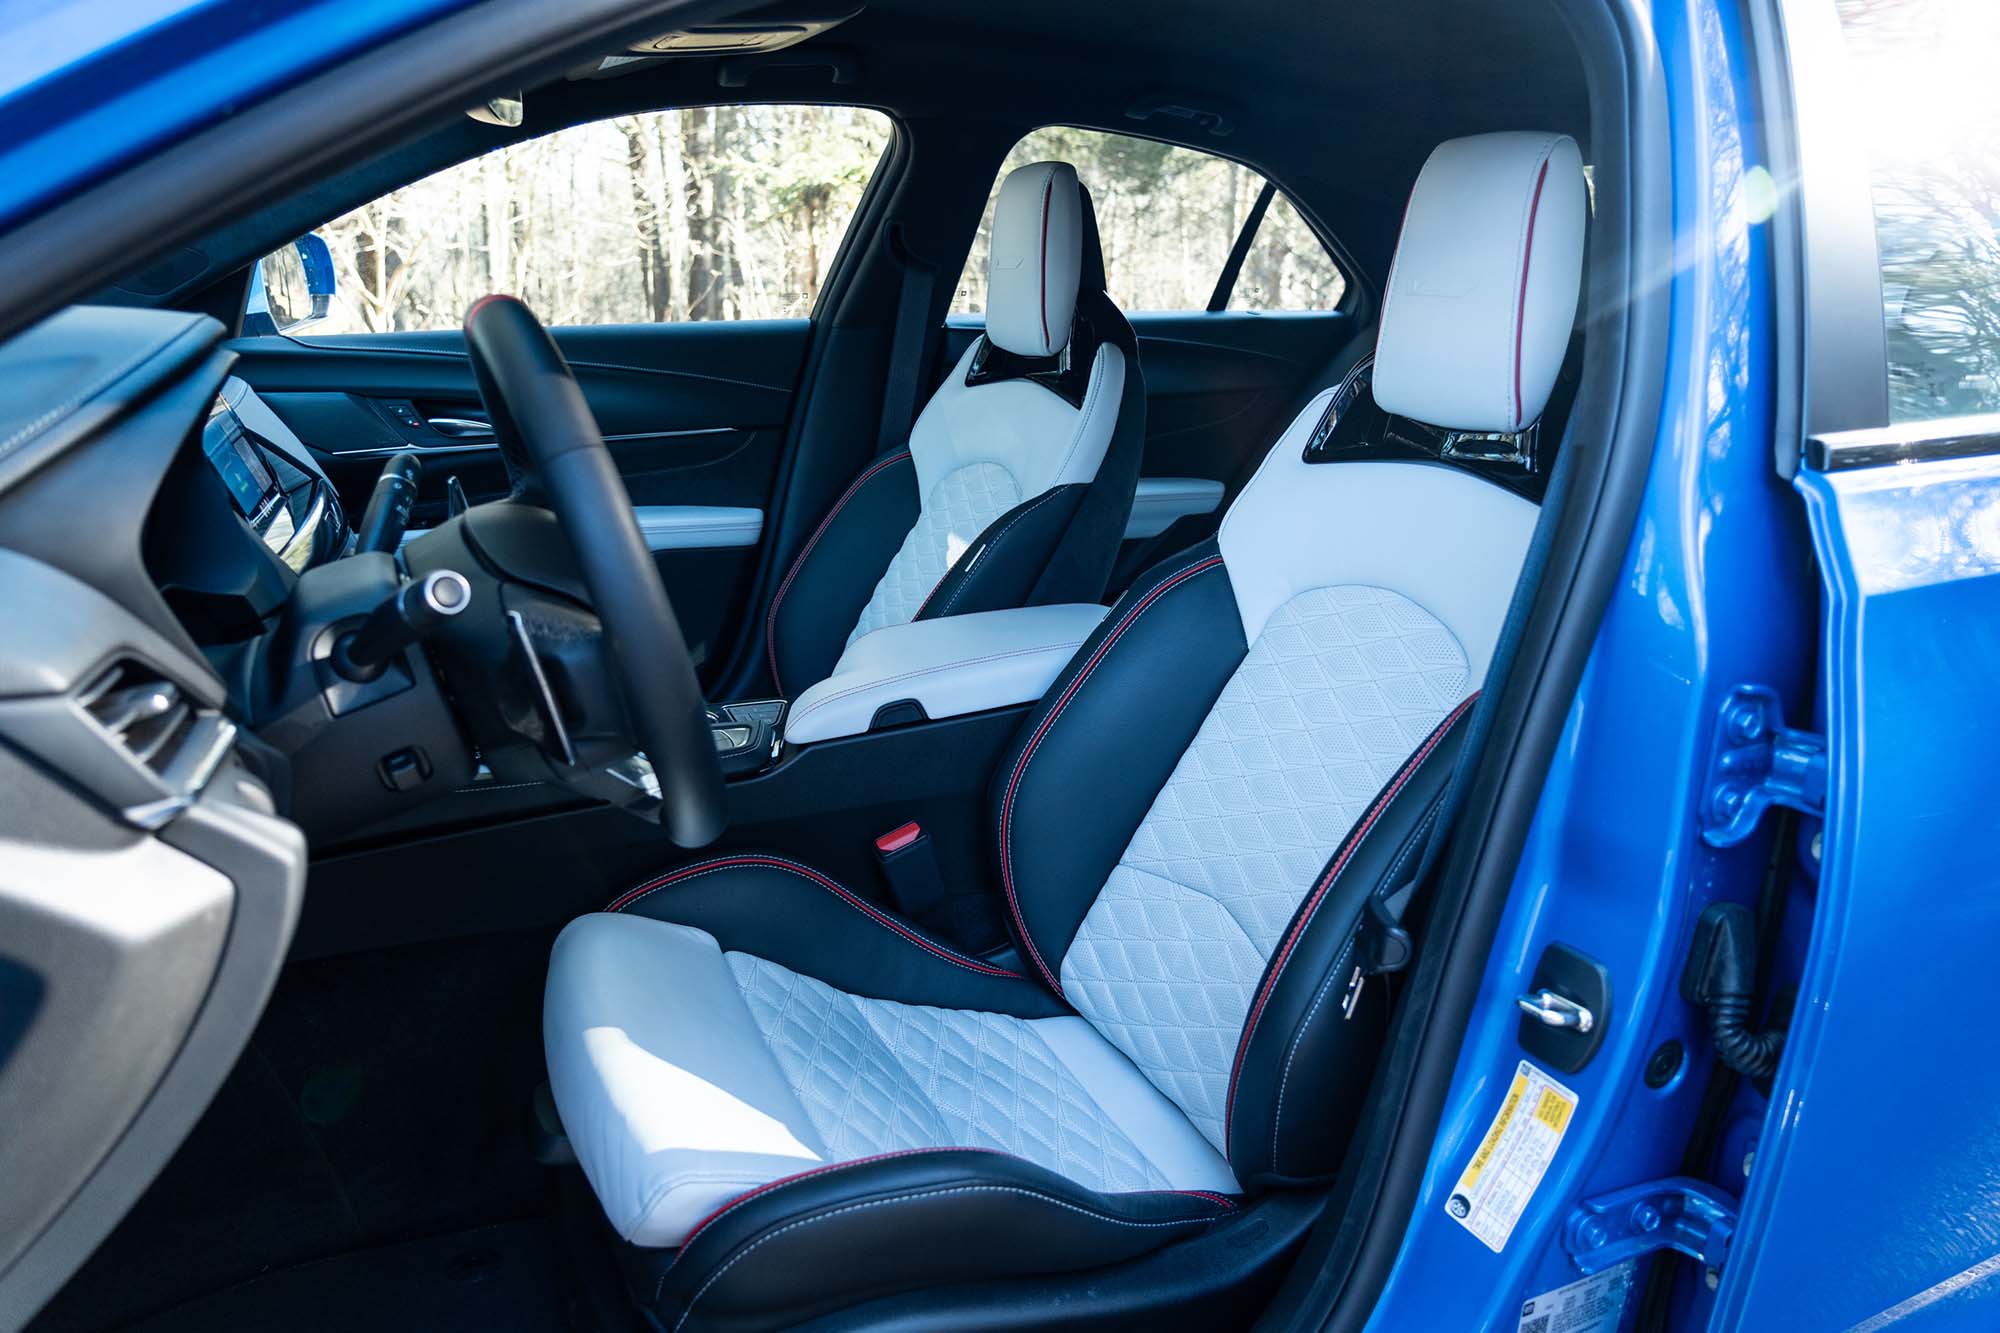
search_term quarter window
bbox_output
[950,126,1346,315]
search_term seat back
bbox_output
[765,162,1144,696]
[990,131,1587,1185]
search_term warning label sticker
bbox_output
[1445,1059,1577,1253]
[1516,1262,1635,1333]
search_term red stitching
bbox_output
[1513,154,1554,430]
[673,1148,1231,1265]
[764,452,912,695]
[1038,172,1055,352]
[463,292,519,322]
[1168,1190,1239,1210]
[607,854,1019,978]
[1221,693,1478,1145]
[997,555,1227,994]
[672,1148,1008,1261]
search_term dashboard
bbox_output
[193,379,350,585]
[0,306,318,1324]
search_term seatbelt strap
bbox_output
[876,223,941,453]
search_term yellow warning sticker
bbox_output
[1445,1060,1577,1253]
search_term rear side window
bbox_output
[1836,0,2000,422]
[949,126,1347,315]
[306,105,893,334]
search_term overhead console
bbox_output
[570,3,862,80]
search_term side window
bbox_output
[1836,0,2000,422]
[949,126,1346,316]
[1228,191,1348,312]
[304,105,893,334]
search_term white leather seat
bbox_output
[545,910,1238,1247]
[545,131,1587,1331]
[763,161,1146,698]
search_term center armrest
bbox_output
[784,603,1109,745]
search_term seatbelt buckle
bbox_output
[1356,889,1415,976]
[875,821,948,921]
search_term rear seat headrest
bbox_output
[986,161,1085,359]
[1373,132,1587,435]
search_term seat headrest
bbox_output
[1373,132,1586,435]
[987,161,1085,359]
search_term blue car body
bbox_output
[2,1,1993,1329]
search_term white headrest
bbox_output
[1373,132,1586,434]
[986,161,1083,359]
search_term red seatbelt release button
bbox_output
[875,821,923,854]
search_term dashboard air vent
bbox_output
[74,660,237,828]
[78,663,196,773]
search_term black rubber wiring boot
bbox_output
[1679,901,1787,1079]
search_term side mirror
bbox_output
[247,233,336,335]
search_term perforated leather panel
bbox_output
[1060,586,1470,1148]
[846,461,1021,647]
[730,952,1175,1192]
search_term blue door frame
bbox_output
[10,1,1998,1329]
[0,0,475,233]
[1367,0,1819,1325]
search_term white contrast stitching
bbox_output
[610,854,1015,976]
[1269,800,1438,1168]
[933,487,1071,617]
[996,553,1228,993]
[672,1184,1208,1330]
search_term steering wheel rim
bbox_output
[463,295,725,847]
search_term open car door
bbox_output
[1716,429,2000,1327]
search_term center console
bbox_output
[779,603,1108,745]
[308,603,1113,960]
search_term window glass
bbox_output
[1837,0,2000,421]
[950,126,1343,314]
[304,106,893,334]
[1228,192,1348,312]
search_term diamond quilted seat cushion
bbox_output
[541,130,1587,1332]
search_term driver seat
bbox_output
[544,131,1586,1329]
[762,160,1145,697]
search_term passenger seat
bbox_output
[764,161,1144,697]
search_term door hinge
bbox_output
[1563,1177,1739,1277]
[1700,684,1824,847]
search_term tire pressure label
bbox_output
[1517,1262,1634,1333]
[1445,1059,1577,1253]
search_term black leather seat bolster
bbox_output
[608,854,1066,1017]
[765,451,919,697]
[651,1148,1236,1331]
[987,540,1247,994]
[1224,696,1478,1186]
[1026,292,1146,605]
[912,482,1089,622]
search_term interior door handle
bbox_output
[428,417,493,439]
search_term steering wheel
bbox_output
[449,295,725,847]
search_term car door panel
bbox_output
[226,319,812,683]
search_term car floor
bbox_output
[29,929,638,1333]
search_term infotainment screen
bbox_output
[201,395,280,519]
